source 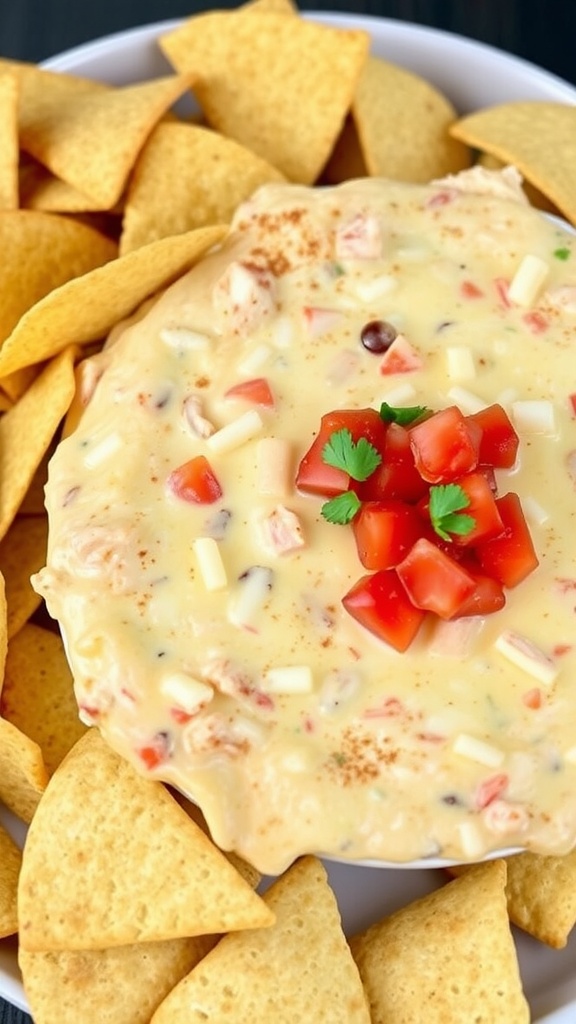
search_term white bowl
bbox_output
[2,13,576,1021]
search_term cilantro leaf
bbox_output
[379,401,429,426]
[321,490,361,525]
[429,483,475,542]
[322,428,381,482]
[553,247,571,261]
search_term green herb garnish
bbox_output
[553,247,571,262]
[321,490,361,525]
[379,401,429,426]
[322,428,381,482]
[429,483,475,541]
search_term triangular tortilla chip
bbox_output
[0,73,19,210]
[120,122,285,253]
[450,102,576,227]
[0,716,49,822]
[151,856,371,1024]
[18,729,274,952]
[0,821,21,938]
[349,860,529,1024]
[0,210,117,349]
[1,623,86,774]
[0,346,77,542]
[19,934,217,1024]
[159,10,369,184]
[19,73,197,208]
[0,224,226,377]
[0,570,6,692]
[0,516,47,638]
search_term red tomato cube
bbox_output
[396,537,477,619]
[467,404,519,468]
[342,570,426,652]
[359,423,429,503]
[409,406,481,483]
[296,407,387,497]
[475,492,539,587]
[224,377,275,407]
[451,472,504,546]
[352,500,424,569]
[167,455,222,504]
[450,570,506,617]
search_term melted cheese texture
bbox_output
[36,177,576,874]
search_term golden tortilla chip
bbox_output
[350,861,529,1024]
[0,346,77,542]
[151,856,370,1024]
[0,571,6,692]
[173,793,261,891]
[0,390,13,412]
[0,224,226,377]
[18,729,274,952]
[0,715,49,822]
[20,73,197,209]
[160,10,369,184]
[19,155,105,213]
[477,152,561,215]
[0,211,117,350]
[19,934,217,1024]
[14,445,53,517]
[1,623,86,775]
[0,365,40,403]
[0,517,47,638]
[0,821,21,938]
[321,114,368,185]
[0,73,19,210]
[450,101,576,227]
[349,56,471,183]
[0,58,107,123]
[120,122,285,253]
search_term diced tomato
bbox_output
[460,280,484,299]
[352,500,424,570]
[224,377,275,407]
[453,472,504,546]
[167,455,222,504]
[379,334,423,375]
[396,537,477,620]
[138,732,170,770]
[569,394,576,418]
[359,423,429,503]
[475,492,539,587]
[522,311,549,334]
[409,406,481,483]
[494,277,511,307]
[522,687,542,709]
[475,772,509,809]
[342,570,426,652]
[450,570,506,617]
[296,407,388,497]
[467,404,519,469]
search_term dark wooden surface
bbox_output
[0,1,574,1021]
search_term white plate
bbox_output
[2,11,576,1020]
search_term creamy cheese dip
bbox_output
[35,176,576,874]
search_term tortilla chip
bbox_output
[18,729,274,951]
[0,516,47,638]
[0,73,19,210]
[0,390,13,412]
[120,122,285,253]
[0,365,40,403]
[350,861,529,1024]
[0,211,117,350]
[450,102,576,227]
[350,56,471,183]
[159,10,369,184]
[0,822,21,939]
[476,152,561,215]
[0,346,77,542]
[19,155,105,213]
[321,114,368,185]
[20,934,217,1024]
[0,224,226,377]
[0,571,6,692]
[20,73,197,209]
[15,445,53,517]
[151,856,370,1024]
[1,623,86,775]
[173,792,261,891]
[0,58,108,122]
[0,715,49,822]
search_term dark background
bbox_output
[0,0,574,1021]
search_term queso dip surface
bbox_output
[35,175,576,874]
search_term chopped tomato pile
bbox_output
[297,402,539,652]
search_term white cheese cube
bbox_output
[508,254,549,307]
[263,666,313,694]
[446,346,476,381]
[83,432,122,468]
[207,409,264,454]
[453,733,505,767]
[446,386,487,414]
[160,672,214,713]
[494,630,558,686]
[511,399,556,435]
[257,438,293,496]
[192,537,228,591]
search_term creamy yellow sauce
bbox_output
[35,176,576,874]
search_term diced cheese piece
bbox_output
[263,665,313,694]
[507,253,549,306]
[380,382,417,406]
[207,409,264,454]
[511,399,556,435]
[237,343,271,376]
[453,733,505,767]
[457,820,486,859]
[160,672,214,713]
[83,432,123,468]
[445,345,476,381]
[192,537,228,591]
[446,386,487,414]
[522,495,549,526]
[351,274,396,302]
[257,437,293,496]
[160,327,211,350]
[227,566,273,629]
[494,630,558,686]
